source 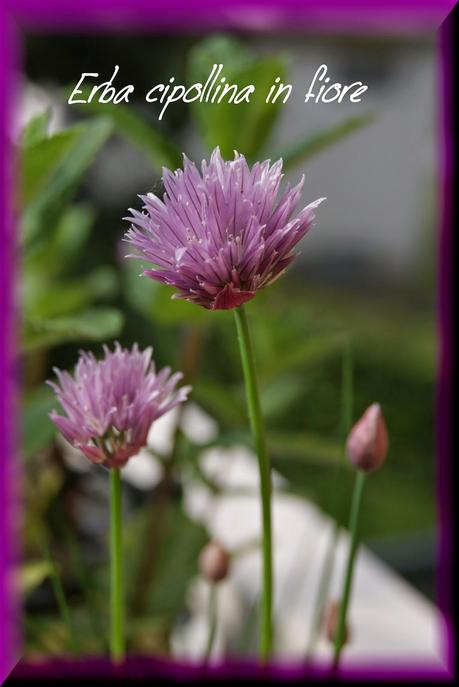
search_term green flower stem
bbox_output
[333,470,366,671]
[306,337,353,659]
[204,584,218,662]
[234,304,273,661]
[110,468,124,664]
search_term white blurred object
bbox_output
[147,406,179,456]
[181,402,219,445]
[147,401,219,456]
[16,80,66,141]
[57,434,91,474]
[121,449,163,491]
[175,446,445,667]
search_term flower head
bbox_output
[48,343,190,468]
[346,403,389,473]
[124,147,325,310]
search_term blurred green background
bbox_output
[20,31,437,658]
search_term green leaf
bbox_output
[21,129,80,206]
[122,258,161,320]
[50,203,96,270]
[269,431,343,466]
[72,95,182,171]
[20,560,53,596]
[194,429,343,469]
[264,332,346,379]
[23,385,56,458]
[260,374,306,419]
[274,113,375,172]
[188,35,286,159]
[189,34,251,77]
[124,502,207,619]
[23,117,112,247]
[23,202,96,272]
[22,307,124,352]
[24,266,118,320]
[151,284,211,325]
[123,260,210,325]
[191,380,245,428]
[21,109,52,148]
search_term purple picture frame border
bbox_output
[0,0,455,682]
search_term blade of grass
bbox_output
[41,539,79,655]
[332,471,366,672]
[273,113,375,172]
[57,513,107,651]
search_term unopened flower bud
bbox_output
[346,403,388,473]
[324,600,351,645]
[198,540,230,583]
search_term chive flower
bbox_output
[124,147,325,310]
[48,343,190,468]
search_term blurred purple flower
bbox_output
[124,147,325,310]
[48,343,190,468]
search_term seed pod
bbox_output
[346,403,388,473]
[198,540,230,583]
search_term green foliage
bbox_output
[20,560,53,596]
[188,35,287,159]
[274,113,375,171]
[71,96,182,171]
[23,385,56,459]
[22,117,112,247]
[123,259,211,326]
[23,307,124,352]
[124,501,207,620]
[25,203,96,274]
[22,129,80,206]
[21,109,52,147]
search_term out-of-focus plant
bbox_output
[21,109,124,459]
[20,109,125,653]
[333,404,389,671]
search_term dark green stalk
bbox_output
[233,304,273,661]
[110,468,124,663]
[332,470,366,671]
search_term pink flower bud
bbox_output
[324,600,351,645]
[346,403,388,473]
[198,540,230,583]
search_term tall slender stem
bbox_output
[234,304,273,661]
[110,468,124,664]
[333,470,366,671]
[306,337,353,659]
[204,584,218,662]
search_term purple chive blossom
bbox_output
[47,343,190,469]
[124,147,325,310]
